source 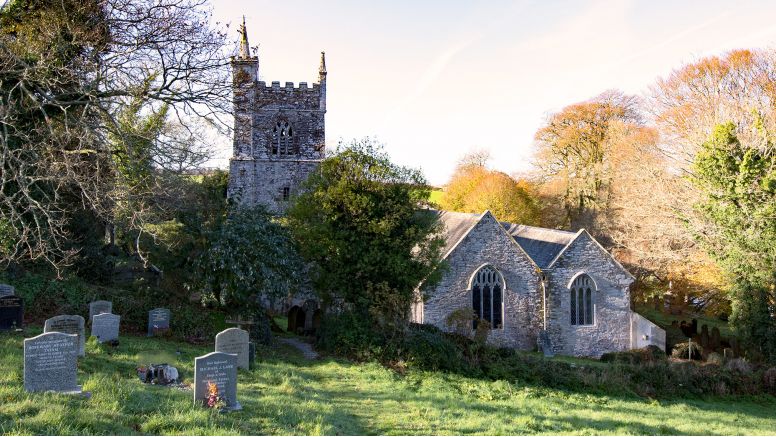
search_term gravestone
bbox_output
[91,313,120,343]
[44,315,85,356]
[710,327,721,350]
[24,332,81,393]
[0,284,14,297]
[215,327,250,370]
[147,308,171,336]
[88,300,112,324]
[0,295,23,331]
[193,352,240,410]
[730,337,740,356]
[700,324,709,348]
[537,330,554,357]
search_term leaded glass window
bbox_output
[570,274,595,325]
[471,265,504,330]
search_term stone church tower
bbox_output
[228,18,326,213]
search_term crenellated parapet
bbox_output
[252,80,324,111]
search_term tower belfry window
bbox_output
[272,121,293,156]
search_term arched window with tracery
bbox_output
[570,274,595,325]
[471,265,504,330]
[272,121,293,156]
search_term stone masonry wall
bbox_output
[423,212,543,349]
[544,231,633,357]
[228,56,325,214]
[229,159,321,213]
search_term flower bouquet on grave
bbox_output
[206,381,227,410]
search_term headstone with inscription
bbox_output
[0,284,14,297]
[44,315,85,356]
[147,308,171,336]
[24,332,81,393]
[91,313,120,343]
[193,352,240,410]
[215,327,249,370]
[88,300,112,324]
[0,295,23,331]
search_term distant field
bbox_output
[428,189,444,205]
[2,328,775,435]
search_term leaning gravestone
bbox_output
[91,313,120,343]
[24,332,81,393]
[147,308,171,336]
[0,295,23,331]
[44,315,85,356]
[215,327,249,370]
[194,352,240,410]
[0,284,14,297]
[537,330,554,357]
[88,300,112,324]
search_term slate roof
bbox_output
[500,223,577,268]
[433,210,483,256]
[429,209,578,268]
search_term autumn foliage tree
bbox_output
[533,90,642,231]
[439,151,541,225]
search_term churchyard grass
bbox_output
[1,329,775,435]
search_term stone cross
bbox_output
[193,352,241,410]
[24,332,81,393]
[44,315,85,356]
[225,314,254,330]
[91,313,120,343]
[0,295,23,331]
[88,300,112,324]
[147,308,171,336]
[215,328,250,370]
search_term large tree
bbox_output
[440,151,541,225]
[533,90,641,230]
[287,139,445,331]
[691,122,776,359]
[0,0,231,272]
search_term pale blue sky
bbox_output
[211,0,776,185]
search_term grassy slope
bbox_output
[2,330,775,435]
